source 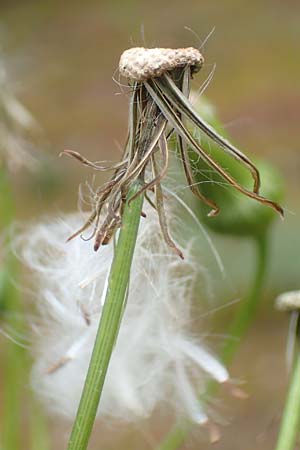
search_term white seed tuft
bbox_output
[119,47,204,82]
[0,58,39,172]
[19,203,229,424]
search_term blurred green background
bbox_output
[0,0,299,449]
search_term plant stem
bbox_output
[2,277,24,450]
[275,353,300,450]
[3,352,25,448]
[157,234,269,450]
[1,164,50,449]
[66,181,144,450]
[30,395,51,450]
[220,234,268,364]
[0,166,23,450]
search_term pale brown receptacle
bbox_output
[119,47,204,81]
[276,291,300,312]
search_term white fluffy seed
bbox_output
[119,47,204,82]
[19,204,229,424]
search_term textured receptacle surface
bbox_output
[119,47,204,82]
[276,291,300,311]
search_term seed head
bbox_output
[119,47,204,81]
[275,290,300,312]
[63,46,283,256]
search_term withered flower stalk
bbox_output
[63,47,283,257]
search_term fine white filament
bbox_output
[20,205,228,424]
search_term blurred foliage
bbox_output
[0,0,299,449]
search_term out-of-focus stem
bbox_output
[30,395,51,450]
[1,165,23,450]
[1,165,50,450]
[157,234,268,450]
[275,352,300,450]
[220,234,268,364]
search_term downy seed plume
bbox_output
[0,58,39,172]
[20,204,228,425]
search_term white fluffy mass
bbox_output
[20,205,228,424]
[0,61,39,172]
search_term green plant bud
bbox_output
[183,97,284,237]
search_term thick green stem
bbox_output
[275,353,300,450]
[66,181,144,450]
[157,234,268,450]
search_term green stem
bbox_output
[0,165,49,450]
[2,287,24,450]
[157,234,268,450]
[275,352,300,450]
[66,181,144,450]
[220,234,268,364]
[1,166,23,450]
[30,395,51,450]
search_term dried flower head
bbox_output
[20,205,229,425]
[275,291,300,312]
[63,47,283,255]
[119,47,203,81]
[275,290,300,369]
